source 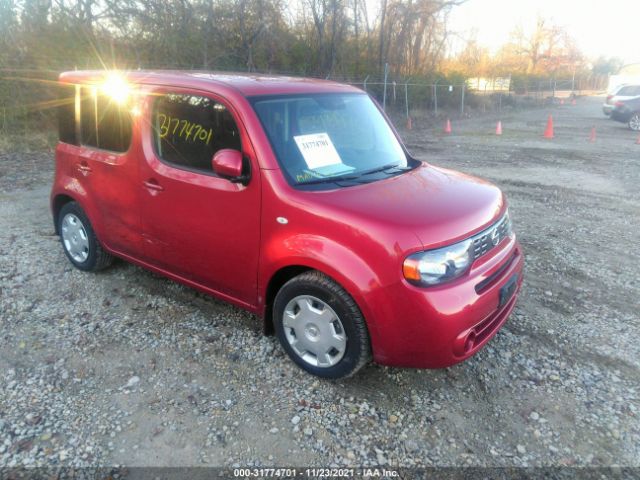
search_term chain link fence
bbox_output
[0,67,608,138]
[341,74,606,126]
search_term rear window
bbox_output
[79,86,132,152]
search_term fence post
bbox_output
[23,105,28,138]
[382,63,389,111]
[363,75,369,92]
[405,82,409,119]
[483,82,486,113]
[433,80,438,115]
[538,81,542,104]
[460,82,465,116]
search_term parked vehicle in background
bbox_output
[610,96,640,131]
[603,84,640,116]
[51,70,524,379]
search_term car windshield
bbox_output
[251,93,410,187]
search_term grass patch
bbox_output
[0,129,57,154]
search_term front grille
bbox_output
[475,250,518,293]
[471,213,512,260]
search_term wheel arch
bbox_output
[52,193,77,234]
[261,251,380,345]
[263,265,313,335]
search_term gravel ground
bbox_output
[0,95,639,471]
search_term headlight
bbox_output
[403,238,473,287]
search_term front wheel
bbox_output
[629,113,640,131]
[273,271,371,379]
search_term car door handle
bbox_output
[143,179,164,192]
[77,162,92,175]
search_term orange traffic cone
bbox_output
[444,118,452,134]
[589,126,596,142]
[636,133,640,145]
[406,117,412,130]
[543,115,554,139]
[495,121,503,135]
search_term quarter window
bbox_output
[79,86,132,152]
[58,83,78,145]
[152,94,241,173]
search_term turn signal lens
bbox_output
[402,258,422,282]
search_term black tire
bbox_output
[628,113,640,131]
[273,271,371,379]
[58,202,113,271]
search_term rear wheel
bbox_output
[273,271,371,379]
[58,202,113,271]
[629,113,640,131]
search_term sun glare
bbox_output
[100,73,130,105]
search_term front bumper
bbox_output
[369,235,524,368]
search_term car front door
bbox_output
[137,87,261,307]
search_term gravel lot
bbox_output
[1,95,639,471]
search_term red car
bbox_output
[51,70,524,378]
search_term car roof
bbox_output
[58,70,363,97]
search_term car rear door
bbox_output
[72,85,141,254]
[137,86,261,307]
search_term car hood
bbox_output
[312,163,505,249]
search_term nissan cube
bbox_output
[51,70,524,378]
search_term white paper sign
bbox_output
[294,133,343,169]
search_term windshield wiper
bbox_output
[297,174,365,186]
[298,163,411,186]
[357,163,412,176]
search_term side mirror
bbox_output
[212,149,248,184]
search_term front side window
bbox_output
[152,93,241,173]
[79,86,132,152]
[251,93,411,187]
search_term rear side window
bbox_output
[617,85,640,96]
[58,84,78,145]
[79,86,132,152]
[152,93,241,173]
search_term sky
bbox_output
[447,0,640,65]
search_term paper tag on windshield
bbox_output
[294,133,342,169]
